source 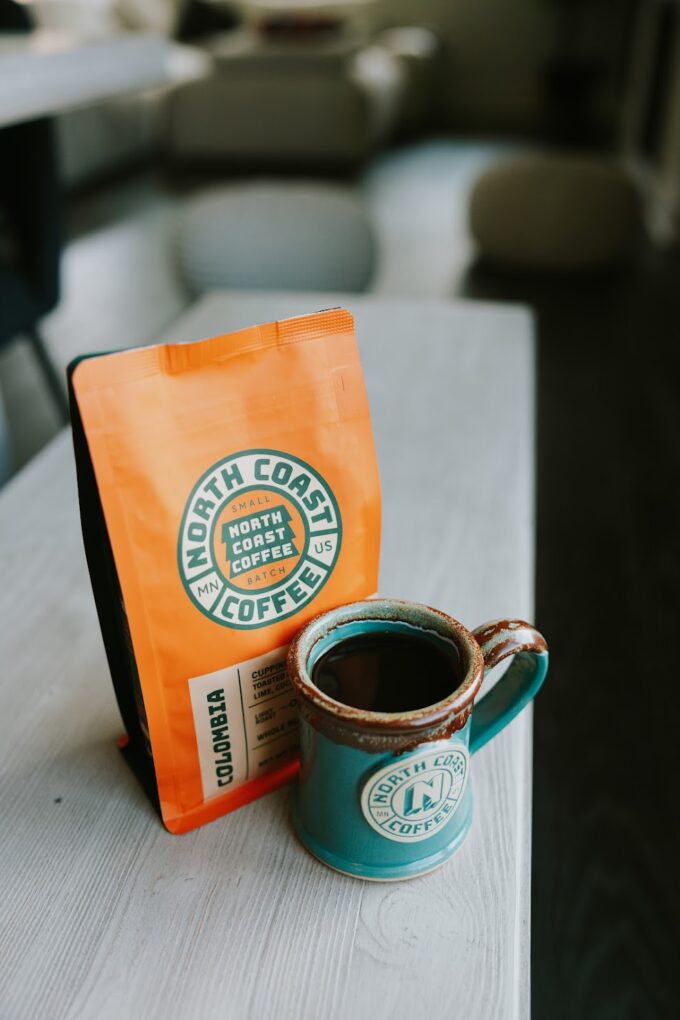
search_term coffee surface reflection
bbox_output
[311,631,462,713]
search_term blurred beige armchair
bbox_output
[167,20,405,168]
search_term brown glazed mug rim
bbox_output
[287,598,485,737]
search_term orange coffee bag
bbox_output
[69,309,380,833]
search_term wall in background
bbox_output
[371,0,632,135]
[622,0,680,246]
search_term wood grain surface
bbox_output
[0,293,536,1020]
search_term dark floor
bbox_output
[464,247,680,1019]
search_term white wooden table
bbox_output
[0,292,536,1019]
[0,30,208,129]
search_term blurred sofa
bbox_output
[32,1,441,181]
[167,25,404,167]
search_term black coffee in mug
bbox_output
[311,630,462,713]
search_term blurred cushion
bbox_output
[32,1,120,34]
[469,155,643,273]
[176,181,375,294]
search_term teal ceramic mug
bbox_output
[287,598,548,881]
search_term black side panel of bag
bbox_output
[68,357,160,816]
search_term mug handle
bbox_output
[469,620,549,754]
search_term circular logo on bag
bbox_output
[178,449,342,629]
[361,747,469,843]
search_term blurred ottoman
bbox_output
[469,155,643,273]
[176,181,375,295]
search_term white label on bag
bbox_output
[188,644,298,801]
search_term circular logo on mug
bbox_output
[178,449,342,629]
[361,747,469,843]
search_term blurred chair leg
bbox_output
[27,326,69,423]
[0,383,13,486]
